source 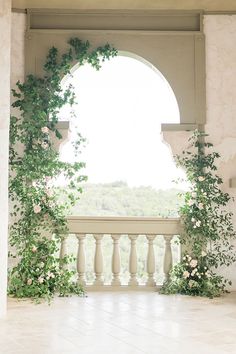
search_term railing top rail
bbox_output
[66,216,181,235]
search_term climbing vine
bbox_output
[8,38,117,301]
[161,131,236,298]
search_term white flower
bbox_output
[33,205,41,214]
[195,220,201,227]
[48,201,54,208]
[190,259,198,268]
[38,277,44,284]
[201,251,207,257]
[32,246,37,253]
[191,192,197,198]
[198,203,204,210]
[187,255,192,261]
[45,188,53,197]
[188,199,194,206]
[205,271,211,278]
[39,262,44,268]
[193,225,196,229]
[32,181,37,187]
[189,280,197,288]
[183,256,186,261]
[183,271,190,279]
[27,279,32,285]
[198,176,205,182]
[41,126,49,134]
[191,218,195,222]
[41,142,49,150]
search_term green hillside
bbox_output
[70,181,184,217]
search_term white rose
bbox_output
[198,176,205,182]
[27,279,32,285]
[191,218,195,222]
[45,188,53,197]
[183,271,190,279]
[195,220,201,227]
[189,280,195,288]
[41,142,49,150]
[41,126,49,134]
[39,262,44,268]
[198,203,204,210]
[38,277,44,284]
[32,246,37,252]
[33,205,41,214]
[190,259,198,268]
[191,192,197,198]
[201,251,207,257]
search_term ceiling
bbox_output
[11,0,236,13]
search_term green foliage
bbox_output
[160,253,230,298]
[161,130,236,298]
[9,37,117,301]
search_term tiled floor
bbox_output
[0,292,236,354]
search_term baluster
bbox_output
[76,234,86,286]
[111,234,121,286]
[59,234,68,269]
[146,235,156,287]
[93,234,104,286]
[163,235,173,281]
[128,235,138,286]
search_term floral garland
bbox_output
[8,38,117,301]
[160,131,236,298]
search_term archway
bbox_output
[58,53,185,284]
[59,52,187,217]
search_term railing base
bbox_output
[84,285,162,292]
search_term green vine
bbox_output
[161,130,236,298]
[8,38,117,301]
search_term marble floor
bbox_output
[0,291,236,354]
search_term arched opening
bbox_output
[59,52,187,218]
[58,53,186,284]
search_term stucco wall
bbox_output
[10,13,236,289]
[204,15,236,286]
[0,0,11,318]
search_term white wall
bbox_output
[0,0,11,318]
[10,12,236,290]
[204,15,236,288]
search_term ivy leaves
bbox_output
[9,37,117,301]
[161,130,236,298]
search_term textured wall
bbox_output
[10,13,236,290]
[204,15,236,287]
[0,0,11,318]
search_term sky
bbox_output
[59,54,187,190]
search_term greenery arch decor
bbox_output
[161,131,236,298]
[8,38,117,301]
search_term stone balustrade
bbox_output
[62,216,181,290]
